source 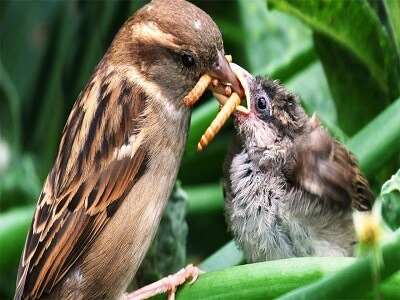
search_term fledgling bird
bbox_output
[223,65,374,263]
[15,1,241,299]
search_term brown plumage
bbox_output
[290,117,373,211]
[15,1,241,299]
[223,66,374,262]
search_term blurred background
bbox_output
[1,0,400,299]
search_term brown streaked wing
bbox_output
[291,127,374,211]
[15,68,148,300]
[332,140,374,211]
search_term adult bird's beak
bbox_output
[212,63,253,116]
[208,51,244,98]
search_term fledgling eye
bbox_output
[257,97,267,110]
[256,96,271,118]
[181,53,196,68]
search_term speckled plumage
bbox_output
[223,73,374,263]
[15,1,236,299]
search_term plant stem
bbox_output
[186,184,223,215]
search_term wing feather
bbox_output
[15,64,148,300]
[290,126,374,211]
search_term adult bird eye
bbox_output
[181,53,195,68]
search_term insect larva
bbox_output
[197,92,241,151]
[183,55,233,107]
[183,74,212,107]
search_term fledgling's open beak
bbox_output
[208,51,244,98]
[229,63,253,116]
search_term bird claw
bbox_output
[125,264,203,300]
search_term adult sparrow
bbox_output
[223,65,374,263]
[15,0,241,299]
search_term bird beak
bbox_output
[229,63,253,116]
[208,51,244,98]
[213,63,253,117]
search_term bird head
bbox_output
[230,64,308,158]
[108,0,241,105]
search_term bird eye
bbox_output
[181,53,195,68]
[256,97,267,110]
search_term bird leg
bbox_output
[125,264,202,300]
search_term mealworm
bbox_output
[183,55,233,107]
[183,74,212,107]
[197,92,241,151]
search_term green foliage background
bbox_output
[1,0,400,299]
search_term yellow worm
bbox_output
[197,92,241,151]
[183,55,233,107]
[183,74,212,107]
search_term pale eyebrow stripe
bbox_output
[131,22,179,49]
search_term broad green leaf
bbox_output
[200,240,244,272]
[0,156,41,211]
[0,205,33,298]
[384,0,400,64]
[238,0,312,73]
[348,97,400,176]
[381,169,400,230]
[0,206,34,271]
[259,46,317,83]
[276,229,400,300]
[176,256,400,300]
[268,0,399,98]
[287,62,337,127]
[314,32,389,135]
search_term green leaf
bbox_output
[0,156,41,211]
[0,206,34,272]
[275,227,400,300]
[384,0,400,63]
[176,257,400,300]
[287,62,337,129]
[259,46,317,83]
[238,0,312,73]
[381,169,400,230]
[200,240,244,272]
[347,97,400,177]
[313,32,388,134]
[268,0,399,97]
